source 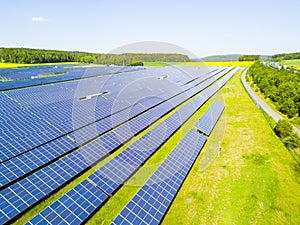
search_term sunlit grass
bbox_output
[143,61,254,68]
[177,61,255,67]
[143,62,174,67]
[280,59,300,68]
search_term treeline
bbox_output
[247,62,300,118]
[238,55,260,61]
[0,48,190,65]
[272,52,300,60]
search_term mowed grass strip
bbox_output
[162,70,300,224]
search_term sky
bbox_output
[1,0,300,58]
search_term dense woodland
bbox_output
[0,48,190,65]
[238,55,260,61]
[271,52,300,60]
[248,62,300,118]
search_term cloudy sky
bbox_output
[1,0,299,57]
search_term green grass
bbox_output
[40,72,68,77]
[0,77,13,82]
[162,70,300,224]
[280,59,300,69]
[143,62,175,67]
[143,61,255,67]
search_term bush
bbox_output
[274,119,293,138]
[127,61,144,66]
[283,133,300,149]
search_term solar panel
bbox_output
[195,100,225,135]
[25,180,108,225]
[111,130,206,225]
[0,67,238,224]
[0,136,78,188]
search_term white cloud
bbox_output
[32,17,48,22]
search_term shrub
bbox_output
[274,119,293,138]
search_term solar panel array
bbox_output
[0,64,143,90]
[25,67,238,225]
[195,100,225,135]
[0,67,230,188]
[0,66,230,163]
[0,64,237,224]
[111,129,206,225]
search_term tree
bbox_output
[274,119,293,139]
[239,55,260,61]
[127,61,144,66]
[283,133,300,149]
[280,99,297,118]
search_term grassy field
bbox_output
[144,61,254,67]
[163,70,300,224]
[280,59,300,70]
[177,61,255,67]
[143,62,175,67]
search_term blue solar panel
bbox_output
[25,180,108,225]
[195,100,225,135]
[0,136,78,188]
[0,66,238,224]
[0,65,143,90]
[111,130,206,225]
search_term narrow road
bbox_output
[241,68,300,136]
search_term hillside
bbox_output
[197,54,242,62]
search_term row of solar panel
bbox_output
[112,129,206,225]
[24,67,238,225]
[0,67,229,186]
[0,67,231,188]
[87,67,238,197]
[0,65,143,90]
[3,66,237,223]
[0,67,227,162]
[0,68,235,224]
[195,100,225,136]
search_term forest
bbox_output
[0,48,190,65]
[247,61,300,118]
[272,52,300,60]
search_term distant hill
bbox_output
[196,54,270,62]
[196,54,242,62]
